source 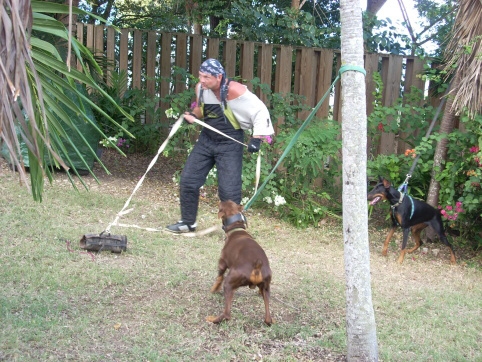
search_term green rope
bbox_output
[244,64,366,211]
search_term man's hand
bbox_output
[183,111,197,124]
[247,138,261,153]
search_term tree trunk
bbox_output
[340,0,378,360]
[425,73,460,240]
[186,1,202,35]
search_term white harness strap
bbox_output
[192,117,247,147]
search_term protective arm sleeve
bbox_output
[227,90,275,136]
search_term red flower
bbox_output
[377,122,384,131]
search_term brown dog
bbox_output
[206,200,273,325]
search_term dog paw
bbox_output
[206,316,217,323]
[206,315,223,324]
[210,285,221,293]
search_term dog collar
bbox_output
[222,213,247,231]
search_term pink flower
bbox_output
[263,135,273,144]
[455,202,463,212]
[469,146,480,153]
[190,101,197,109]
[440,203,464,221]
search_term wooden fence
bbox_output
[75,23,439,157]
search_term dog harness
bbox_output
[391,192,415,221]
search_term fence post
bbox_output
[378,55,403,155]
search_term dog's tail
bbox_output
[249,259,263,285]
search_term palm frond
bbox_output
[444,0,482,116]
[0,0,133,201]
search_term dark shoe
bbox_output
[166,221,197,233]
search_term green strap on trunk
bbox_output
[244,64,366,210]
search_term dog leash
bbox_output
[244,64,367,210]
[394,89,451,221]
[398,82,452,193]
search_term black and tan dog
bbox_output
[207,200,273,325]
[367,177,456,265]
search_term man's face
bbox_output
[199,71,222,90]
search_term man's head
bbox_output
[199,58,225,90]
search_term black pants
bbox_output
[179,130,244,224]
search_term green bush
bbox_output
[433,114,482,247]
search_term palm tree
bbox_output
[340,0,378,360]
[426,0,482,211]
[0,0,131,201]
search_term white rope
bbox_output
[192,118,247,147]
[102,114,261,237]
[193,117,262,195]
[104,115,184,233]
[115,223,221,237]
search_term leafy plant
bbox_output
[432,113,482,247]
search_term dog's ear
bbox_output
[218,201,225,219]
[382,178,391,188]
[378,175,383,183]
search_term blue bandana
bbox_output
[199,58,225,77]
[200,58,228,106]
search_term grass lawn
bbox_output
[1,151,481,361]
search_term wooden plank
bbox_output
[257,43,273,104]
[273,45,293,132]
[274,45,293,95]
[364,53,380,157]
[397,57,425,154]
[118,29,129,96]
[75,23,84,71]
[404,57,424,92]
[175,33,188,94]
[207,37,220,59]
[316,49,334,119]
[159,33,172,126]
[132,29,142,89]
[145,31,157,124]
[119,29,129,73]
[189,34,203,76]
[94,25,104,57]
[333,52,342,123]
[106,27,115,86]
[94,25,105,81]
[239,41,254,89]
[85,23,94,52]
[223,39,237,78]
[298,47,316,120]
[378,55,403,155]
[364,54,379,117]
[293,49,301,96]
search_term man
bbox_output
[166,58,274,233]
